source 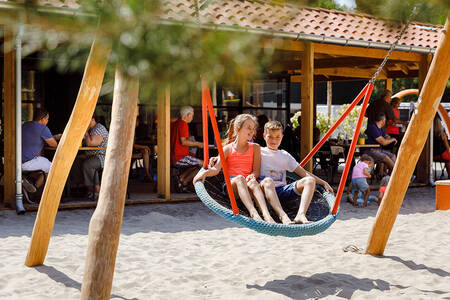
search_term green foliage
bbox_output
[290,111,302,129]
[316,112,331,135]
[316,104,368,139]
[354,0,448,25]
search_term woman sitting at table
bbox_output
[433,116,450,178]
[70,114,109,200]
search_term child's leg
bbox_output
[352,189,359,206]
[231,175,262,221]
[260,178,291,224]
[247,177,275,223]
[292,177,316,224]
[362,187,370,207]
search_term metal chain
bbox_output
[369,6,419,84]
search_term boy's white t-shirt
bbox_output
[260,147,299,187]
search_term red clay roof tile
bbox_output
[2,0,442,49]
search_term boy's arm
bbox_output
[293,165,334,193]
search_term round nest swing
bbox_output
[195,172,339,237]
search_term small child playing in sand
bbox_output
[350,154,375,207]
[193,114,276,222]
[377,175,390,205]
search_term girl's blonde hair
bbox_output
[226,114,257,144]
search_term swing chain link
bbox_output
[369,6,419,84]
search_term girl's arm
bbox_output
[250,143,261,180]
[193,145,229,183]
[293,165,334,193]
[363,167,372,178]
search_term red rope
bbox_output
[201,86,209,169]
[300,83,370,167]
[201,78,239,215]
[331,83,374,215]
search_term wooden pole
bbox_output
[3,26,16,209]
[301,42,314,172]
[385,78,392,92]
[157,86,171,199]
[81,65,138,300]
[366,15,450,255]
[25,39,111,267]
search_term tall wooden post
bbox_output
[3,26,16,208]
[81,66,138,300]
[385,78,392,92]
[366,15,450,255]
[25,39,111,267]
[157,86,171,199]
[301,42,314,172]
[416,54,432,183]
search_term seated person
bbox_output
[366,89,396,127]
[70,114,108,200]
[22,107,61,192]
[385,97,408,153]
[133,116,152,182]
[364,113,397,175]
[433,116,450,178]
[253,114,269,146]
[170,106,203,188]
[259,121,333,224]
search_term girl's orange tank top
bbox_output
[226,143,254,178]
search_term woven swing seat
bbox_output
[195,172,339,237]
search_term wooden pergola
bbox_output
[1,2,443,209]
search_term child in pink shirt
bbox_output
[350,154,374,207]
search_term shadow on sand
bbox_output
[382,255,450,277]
[247,272,447,299]
[35,265,137,300]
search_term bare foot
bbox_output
[263,215,276,223]
[291,215,312,224]
[250,211,263,221]
[279,214,292,225]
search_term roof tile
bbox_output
[5,0,442,49]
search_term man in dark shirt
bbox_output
[365,113,397,173]
[22,108,61,190]
[366,90,396,127]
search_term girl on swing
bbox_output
[193,114,291,224]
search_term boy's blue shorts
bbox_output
[351,177,369,193]
[275,182,301,202]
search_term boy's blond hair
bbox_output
[264,120,283,135]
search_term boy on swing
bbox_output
[259,121,333,224]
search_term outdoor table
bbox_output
[45,146,106,151]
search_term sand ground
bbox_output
[0,186,449,299]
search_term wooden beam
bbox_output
[25,38,111,267]
[314,43,423,62]
[3,26,16,208]
[385,78,392,91]
[314,67,386,79]
[301,42,314,172]
[395,63,409,75]
[260,38,305,52]
[157,86,171,199]
[81,66,138,300]
[366,14,450,256]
